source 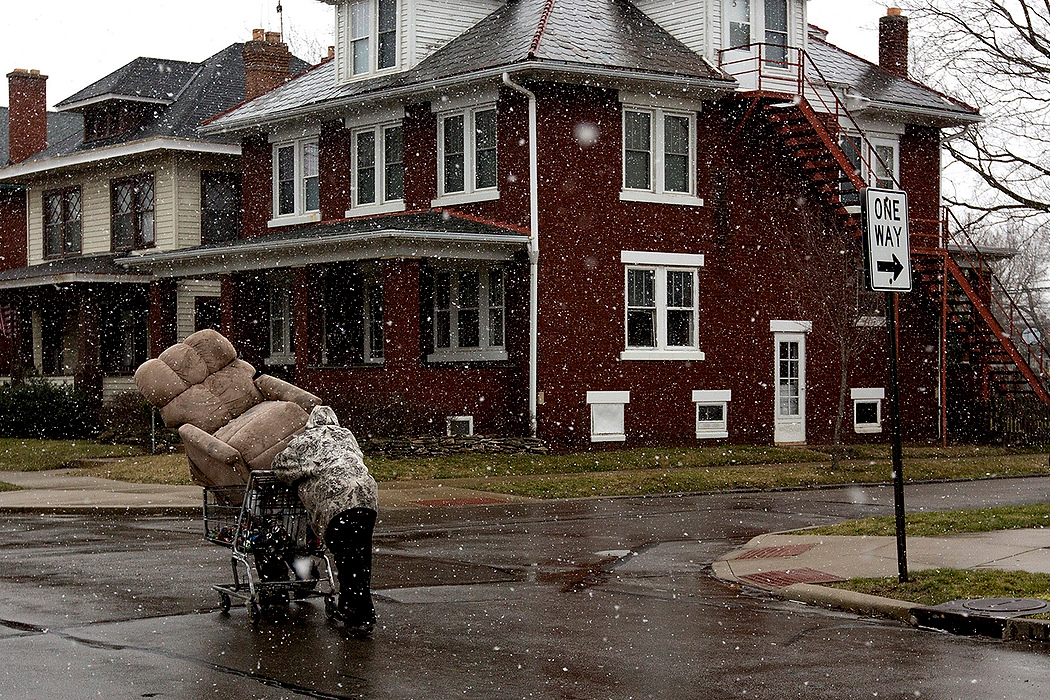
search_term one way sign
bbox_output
[862,187,912,293]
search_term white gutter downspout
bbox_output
[503,72,540,438]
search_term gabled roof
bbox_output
[204,0,730,133]
[807,32,980,126]
[0,44,312,177]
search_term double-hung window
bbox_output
[346,0,398,77]
[621,251,705,361]
[350,122,404,214]
[724,0,790,63]
[430,265,506,362]
[840,133,899,192]
[435,105,498,206]
[271,137,320,225]
[269,274,295,365]
[621,105,699,205]
[43,186,82,258]
[111,175,155,251]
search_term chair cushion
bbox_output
[215,400,309,470]
[202,359,264,419]
[183,328,238,373]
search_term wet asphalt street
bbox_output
[2,477,1050,699]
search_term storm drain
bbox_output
[738,568,845,588]
[732,544,815,560]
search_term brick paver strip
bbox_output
[732,544,815,559]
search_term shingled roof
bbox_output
[0,106,83,167]
[807,32,980,125]
[204,0,730,133]
[4,43,312,168]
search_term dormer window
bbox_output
[725,0,790,63]
[342,0,398,77]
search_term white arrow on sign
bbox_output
[863,188,912,293]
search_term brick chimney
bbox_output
[879,8,909,79]
[243,29,292,101]
[6,69,48,164]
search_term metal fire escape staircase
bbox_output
[719,44,1050,425]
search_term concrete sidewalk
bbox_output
[0,469,538,512]
[713,529,1050,637]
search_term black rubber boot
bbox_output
[325,508,377,634]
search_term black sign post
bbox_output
[862,187,911,584]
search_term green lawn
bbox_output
[798,503,1050,537]
[0,439,143,471]
[0,481,22,492]
[831,568,1050,608]
[9,440,1050,498]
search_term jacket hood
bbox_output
[306,405,340,429]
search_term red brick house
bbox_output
[123,1,1046,450]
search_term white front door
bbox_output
[774,332,806,443]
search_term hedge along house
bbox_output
[125,1,1041,451]
[0,34,311,408]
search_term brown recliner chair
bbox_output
[134,329,321,487]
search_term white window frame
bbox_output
[446,415,474,437]
[852,387,884,434]
[587,391,629,443]
[428,264,508,363]
[348,121,405,216]
[841,133,900,191]
[433,104,500,207]
[342,0,400,79]
[620,105,702,206]
[268,274,295,365]
[363,275,384,365]
[722,0,792,62]
[693,389,731,439]
[620,251,706,361]
[269,136,321,227]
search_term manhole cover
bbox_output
[961,598,1049,615]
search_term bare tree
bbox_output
[903,1,1050,226]
[785,212,883,449]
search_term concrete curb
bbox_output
[782,583,920,623]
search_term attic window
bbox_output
[342,0,398,78]
[83,102,151,141]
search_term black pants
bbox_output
[324,508,377,625]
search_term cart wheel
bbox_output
[219,592,231,614]
[248,601,261,625]
[325,595,337,620]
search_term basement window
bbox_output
[693,389,731,439]
[587,391,629,443]
[852,387,884,434]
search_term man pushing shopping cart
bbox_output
[137,330,378,635]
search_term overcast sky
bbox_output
[0,0,893,109]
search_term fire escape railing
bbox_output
[941,209,1050,393]
[719,43,1050,404]
[717,43,898,196]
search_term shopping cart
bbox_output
[203,470,337,624]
